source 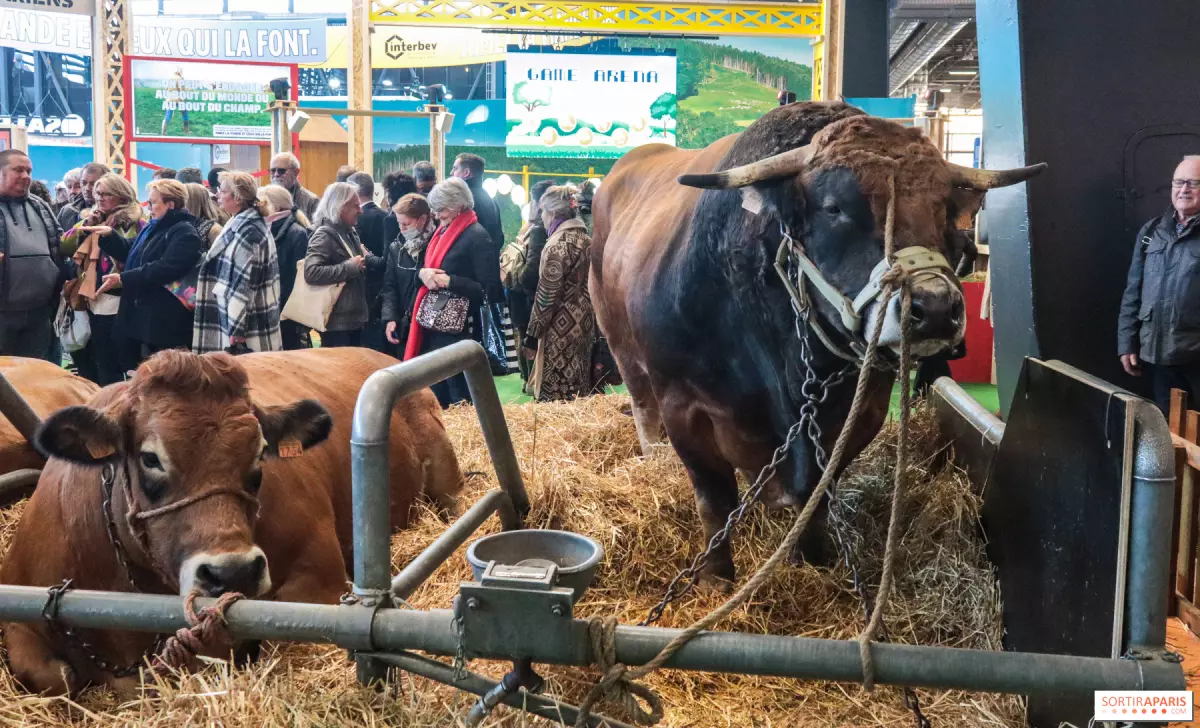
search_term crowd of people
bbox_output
[0,147,610,408]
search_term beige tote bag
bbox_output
[280,231,358,333]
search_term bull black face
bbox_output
[33,351,333,598]
[799,165,967,358]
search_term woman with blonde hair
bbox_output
[183,182,226,246]
[95,178,202,368]
[525,184,595,400]
[62,172,146,384]
[192,170,281,353]
[258,183,312,349]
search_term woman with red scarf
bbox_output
[403,177,499,407]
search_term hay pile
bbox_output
[0,395,1023,727]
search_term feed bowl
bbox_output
[466,530,604,600]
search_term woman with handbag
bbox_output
[301,182,382,348]
[62,173,145,385]
[94,178,202,370]
[525,185,596,401]
[259,184,312,350]
[403,177,498,407]
[193,171,282,354]
[381,193,436,354]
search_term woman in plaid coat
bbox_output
[192,171,282,354]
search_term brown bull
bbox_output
[591,101,1043,584]
[0,357,98,475]
[1,347,463,695]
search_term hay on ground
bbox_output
[0,395,1023,727]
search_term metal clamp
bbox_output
[334,589,389,652]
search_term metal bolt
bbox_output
[466,597,480,611]
[550,604,565,617]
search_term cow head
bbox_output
[680,109,1044,359]
[33,350,333,598]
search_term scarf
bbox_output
[126,216,161,271]
[403,209,478,361]
[403,219,436,258]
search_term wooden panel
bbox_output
[1174,448,1191,612]
[1170,388,1187,435]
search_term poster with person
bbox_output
[129,58,293,142]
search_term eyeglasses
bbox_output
[269,168,293,175]
[1172,179,1200,190]
[96,191,119,199]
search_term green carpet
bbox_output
[496,373,999,417]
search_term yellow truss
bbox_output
[370,0,823,37]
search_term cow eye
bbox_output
[823,203,843,216]
[245,469,263,493]
[139,452,164,471]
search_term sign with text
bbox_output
[129,58,292,143]
[505,50,676,159]
[0,6,89,54]
[310,26,588,70]
[0,0,92,17]
[132,17,326,64]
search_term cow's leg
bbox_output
[4,621,78,695]
[270,529,352,605]
[682,453,740,589]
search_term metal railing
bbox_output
[0,346,1186,725]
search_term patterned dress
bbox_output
[527,217,595,401]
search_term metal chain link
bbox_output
[42,579,162,678]
[452,614,468,681]
[101,463,154,594]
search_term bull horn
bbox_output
[678,145,812,189]
[947,161,1047,190]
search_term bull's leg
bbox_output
[4,621,78,695]
[669,436,740,589]
[621,365,665,455]
[270,530,352,605]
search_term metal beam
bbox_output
[887,19,968,95]
[0,586,1183,696]
[370,0,824,37]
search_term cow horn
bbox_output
[678,145,813,189]
[946,161,1047,190]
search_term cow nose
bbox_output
[908,291,963,341]
[190,549,269,597]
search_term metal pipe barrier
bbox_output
[0,468,40,502]
[391,489,513,600]
[0,586,1183,695]
[363,651,635,728]
[1125,395,1175,651]
[0,371,42,445]
[931,376,1005,445]
[349,340,529,682]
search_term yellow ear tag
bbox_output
[87,441,116,460]
[277,438,303,459]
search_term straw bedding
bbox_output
[0,394,1023,727]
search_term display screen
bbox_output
[129,58,292,142]
[505,50,677,159]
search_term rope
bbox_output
[151,591,244,671]
[856,280,913,691]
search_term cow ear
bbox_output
[256,399,333,458]
[34,406,125,465]
[949,187,986,231]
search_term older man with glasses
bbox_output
[1119,155,1200,412]
[267,152,319,219]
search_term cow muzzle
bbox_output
[869,273,966,357]
[179,547,271,598]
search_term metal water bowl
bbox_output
[466,530,604,601]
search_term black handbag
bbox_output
[415,289,470,334]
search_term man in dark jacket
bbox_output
[451,153,504,259]
[268,153,320,219]
[57,161,107,231]
[0,150,68,357]
[1119,155,1200,412]
[348,172,390,351]
[451,153,510,373]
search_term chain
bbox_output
[41,579,163,679]
[452,614,468,681]
[101,463,155,593]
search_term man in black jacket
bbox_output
[348,172,390,352]
[1119,155,1200,412]
[0,150,68,357]
[57,161,107,231]
[451,153,511,373]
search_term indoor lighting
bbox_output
[510,184,527,207]
[939,87,954,93]
[496,174,514,195]
[520,202,531,222]
[329,77,342,90]
[588,177,602,189]
[948,70,978,76]
[382,79,393,87]
[483,178,498,198]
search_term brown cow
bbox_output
[0,357,98,475]
[1,347,463,695]
[591,101,1043,584]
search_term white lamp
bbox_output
[482,178,498,198]
[510,184,527,207]
[496,174,514,195]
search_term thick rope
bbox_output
[856,280,913,691]
[150,591,244,671]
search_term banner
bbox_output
[505,50,676,159]
[129,58,291,143]
[0,0,92,17]
[0,6,89,54]
[310,26,588,70]
[132,17,327,64]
